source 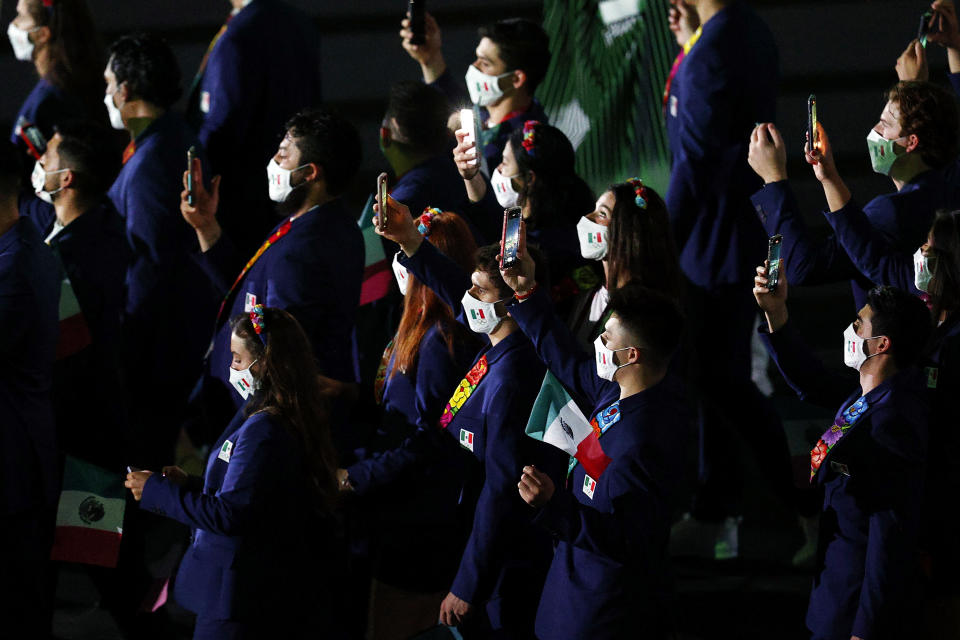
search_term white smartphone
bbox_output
[459,108,478,167]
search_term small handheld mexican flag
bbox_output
[50,456,126,568]
[357,194,389,306]
[56,274,92,360]
[525,372,612,479]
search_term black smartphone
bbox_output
[408,0,426,45]
[186,145,197,206]
[918,10,937,48]
[807,95,818,154]
[500,206,522,270]
[767,234,783,291]
[376,172,389,232]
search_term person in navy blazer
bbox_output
[369,197,566,637]
[103,34,220,468]
[186,0,322,254]
[181,108,364,447]
[340,210,481,639]
[401,14,551,170]
[748,80,960,311]
[754,267,932,640]
[0,142,61,638]
[502,231,689,639]
[665,0,792,552]
[126,307,342,640]
[26,123,127,468]
[7,0,107,161]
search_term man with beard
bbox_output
[181,108,364,443]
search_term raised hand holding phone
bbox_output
[373,193,422,255]
[766,234,783,291]
[499,206,523,270]
[499,219,536,295]
[753,260,789,333]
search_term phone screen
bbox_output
[767,235,783,290]
[807,95,818,153]
[460,109,478,167]
[500,207,522,269]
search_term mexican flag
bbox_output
[357,194,390,306]
[525,372,612,479]
[50,456,126,568]
[56,274,92,359]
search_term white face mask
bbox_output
[866,128,907,176]
[577,216,609,260]
[461,290,506,335]
[392,252,409,296]
[31,161,68,204]
[266,158,309,203]
[594,335,637,381]
[465,64,514,107]
[104,91,125,130]
[491,167,520,208]
[228,359,259,400]
[842,323,882,372]
[7,22,35,61]
[914,247,935,293]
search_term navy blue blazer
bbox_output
[431,69,549,170]
[390,154,500,245]
[200,199,364,405]
[752,172,960,310]
[760,321,928,639]
[141,407,330,624]
[187,0,322,251]
[665,1,778,287]
[0,218,60,514]
[10,79,89,157]
[347,323,478,591]
[508,286,688,638]
[30,199,129,467]
[107,112,219,406]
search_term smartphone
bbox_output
[459,108,479,167]
[918,10,937,48]
[500,206,522,270]
[807,95,818,154]
[408,0,426,45]
[767,234,783,291]
[186,146,197,206]
[376,172,389,232]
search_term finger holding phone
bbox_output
[896,38,929,81]
[181,155,222,252]
[499,219,536,296]
[373,191,422,256]
[753,260,790,333]
[124,469,153,501]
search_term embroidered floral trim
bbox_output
[809,397,868,480]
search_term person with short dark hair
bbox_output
[186,0,323,255]
[502,226,689,638]
[372,196,566,637]
[126,307,342,639]
[104,33,219,469]
[0,140,61,637]
[401,13,551,169]
[380,80,498,243]
[754,268,932,640]
[26,120,127,468]
[182,107,364,446]
[7,0,107,160]
[749,79,960,312]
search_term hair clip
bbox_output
[521,120,540,156]
[626,177,648,209]
[250,304,268,345]
[418,207,442,236]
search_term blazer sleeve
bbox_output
[507,285,612,406]
[140,416,284,536]
[449,384,528,603]
[429,68,470,108]
[533,446,661,567]
[750,180,860,286]
[759,320,854,409]
[195,231,245,296]
[823,200,919,294]
[398,240,473,316]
